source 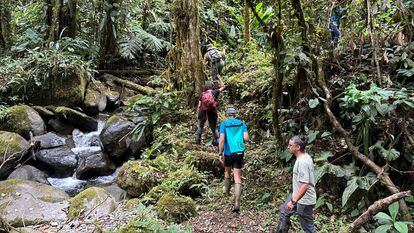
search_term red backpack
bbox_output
[200,90,216,110]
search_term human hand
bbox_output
[219,155,224,165]
[285,201,295,210]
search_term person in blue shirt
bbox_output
[218,107,249,212]
[330,0,347,42]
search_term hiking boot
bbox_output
[233,183,242,213]
[223,178,231,195]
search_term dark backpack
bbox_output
[200,90,216,110]
[208,49,221,62]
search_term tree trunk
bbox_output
[366,0,381,84]
[291,0,310,101]
[316,57,412,221]
[46,0,77,41]
[61,0,77,38]
[171,0,205,105]
[0,2,11,49]
[243,0,250,44]
[142,0,152,30]
[99,0,121,65]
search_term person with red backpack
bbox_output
[195,80,225,145]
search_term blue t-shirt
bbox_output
[219,118,248,155]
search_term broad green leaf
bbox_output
[315,195,326,209]
[375,103,396,116]
[374,212,393,222]
[388,201,399,221]
[326,202,333,212]
[308,98,319,108]
[321,131,331,137]
[342,178,359,207]
[374,224,391,233]
[308,131,319,143]
[394,222,408,233]
[283,149,292,162]
[350,209,359,217]
[315,162,346,182]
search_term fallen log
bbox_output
[101,74,156,96]
[97,69,160,76]
[347,191,411,232]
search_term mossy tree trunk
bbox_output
[172,0,205,105]
[291,0,310,102]
[0,2,11,49]
[46,0,77,42]
[243,0,250,44]
[366,0,381,84]
[99,0,122,66]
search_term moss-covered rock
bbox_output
[156,193,196,223]
[0,105,46,139]
[124,198,141,211]
[83,88,107,115]
[145,184,173,203]
[116,161,161,197]
[7,165,50,184]
[55,107,98,132]
[0,179,69,227]
[0,131,30,178]
[68,187,116,219]
[22,70,87,107]
[163,166,207,198]
[184,151,224,178]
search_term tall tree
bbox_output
[46,0,77,42]
[243,0,250,44]
[172,0,205,103]
[0,2,11,49]
[99,0,122,64]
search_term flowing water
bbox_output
[48,116,119,196]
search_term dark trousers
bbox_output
[195,108,219,142]
[275,195,317,233]
[211,59,225,79]
[330,24,340,41]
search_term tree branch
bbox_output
[347,191,411,232]
[245,0,268,30]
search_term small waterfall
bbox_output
[48,116,118,196]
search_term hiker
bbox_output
[218,107,249,212]
[195,80,225,145]
[204,44,226,80]
[275,135,317,233]
[330,0,347,42]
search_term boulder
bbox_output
[156,193,196,223]
[32,106,55,121]
[35,146,77,177]
[105,90,120,110]
[99,115,135,159]
[55,107,98,132]
[0,131,30,178]
[7,165,49,184]
[163,166,207,198]
[47,119,74,135]
[0,105,46,139]
[0,179,69,227]
[68,187,116,219]
[184,151,223,178]
[32,132,67,149]
[83,88,107,115]
[74,148,114,179]
[116,161,161,197]
[124,198,140,211]
[101,184,127,202]
[22,71,87,107]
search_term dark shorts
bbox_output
[224,153,244,169]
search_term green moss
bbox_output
[156,193,196,223]
[0,179,23,195]
[0,132,25,156]
[163,166,207,198]
[116,161,160,197]
[68,187,102,218]
[0,105,31,137]
[106,115,119,126]
[124,198,141,211]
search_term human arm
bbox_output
[218,133,225,164]
[286,182,310,210]
[217,77,225,92]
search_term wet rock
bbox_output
[74,148,114,179]
[99,115,135,159]
[105,90,120,110]
[32,132,67,149]
[68,187,116,219]
[55,107,98,132]
[0,179,69,227]
[116,161,160,197]
[83,88,107,115]
[0,105,46,139]
[101,184,127,202]
[32,106,55,121]
[47,119,74,135]
[7,165,50,185]
[184,150,224,178]
[35,146,77,177]
[156,193,196,223]
[0,131,30,178]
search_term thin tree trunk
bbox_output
[48,0,63,42]
[316,57,412,221]
[142,0,152,30]
[366,0,381,83]
[99,0,121,65]
[243,0,250,44]
[346,191,411,232]
[0,2,11,49]
[172,0,205,105]
[61,0,77,38]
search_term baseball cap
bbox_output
[226,108,237,115]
